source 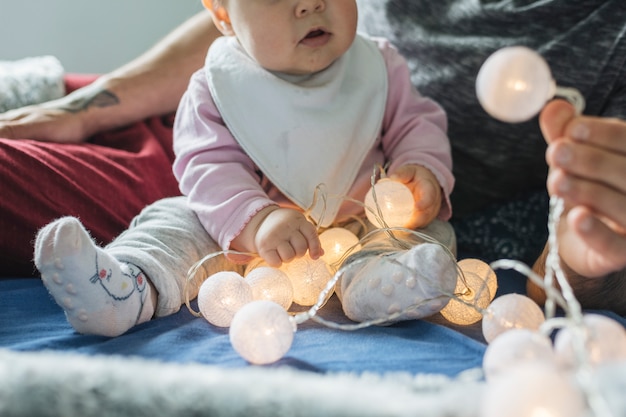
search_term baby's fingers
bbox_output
[300,223,323,260]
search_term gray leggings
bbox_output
[105,196,455,318]
[105,196,243,317]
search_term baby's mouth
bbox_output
[306,29,326,39]
[300,29,332,47]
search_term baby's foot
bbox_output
[34,217,154,337]
[338,243,457,323]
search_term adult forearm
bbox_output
[78,10,220,136]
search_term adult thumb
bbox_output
[538,99,576,144]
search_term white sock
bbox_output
[34,217,156,337]
[338,243,458,323]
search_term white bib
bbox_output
[206,35,388,227]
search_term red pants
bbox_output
[0,75,181,277]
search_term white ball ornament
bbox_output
[364,178,415,228]
[229,300,295,365]
[197,271,253,327]
[482,293,545,343]
[280,255,333,306]
[245,266,294,310]
[440,258,498,325]
[483,329,557,380]
[481,363,586,417]
[554,313,626,369]
[476,46,556,123]
[457,258,498,298]
[318,227,361,268]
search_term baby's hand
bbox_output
[390,164,442,229]
[252,207,323,267]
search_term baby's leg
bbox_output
[105,196,240,318]
[35,217,155,337]
[35,196,238,337]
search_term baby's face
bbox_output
[226,0,358,75]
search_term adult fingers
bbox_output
[539,99,577,144]
[564,115,626,154]
[559,206,626,278]
[547,140,626,194]
[547,169,626,232]
[0,108,85,143]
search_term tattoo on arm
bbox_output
[60,89,120,113]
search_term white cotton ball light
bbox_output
[476,46,556,123]
[280,255,333,306]
[245,266,294,310]
[482,293,545,343]
[229,300,295,365]
[481,363,586,417]
[483,329,557,380]
[197,271,253,327]
[364,178,415,228]
[318,227,361,268]
[440,258,498,325]
[554,313,626,369]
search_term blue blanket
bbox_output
[7,268,613,377]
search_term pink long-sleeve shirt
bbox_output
[173,37,454,252]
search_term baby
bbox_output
[35,0,455,336]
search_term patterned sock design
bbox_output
[34,217,155,337]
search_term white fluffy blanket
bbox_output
[1,349,625,417]
[0,349,482,417]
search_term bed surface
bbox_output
[1,275,491,376]
[2,268,626,417]
[4,267,623,374]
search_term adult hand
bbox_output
[390,164,442,229]
[541,99,626,278]
[0,95,92,143]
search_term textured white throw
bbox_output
[0,56,65,113]
[1,349,625,417]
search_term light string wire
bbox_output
[184,226,465,323]
[490,87,613,417]
[489,196,613,417]
[183,207,612,416]
[548,90,614,417]
[183,118,614,414]
[183,161,482,328]
[184,250,256,317]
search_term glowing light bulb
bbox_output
[280,255,333,306]
[229,300,295,365]
[483,329,557,380]
[197,271,253,327]
[364,178,415,228]
[554,313,626,369]
[318,227,361,268]
[245,266,294,310]
[440,259,498,325]
[476,46,556,123]
[482,293,545,343]
[481,363,586,417]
